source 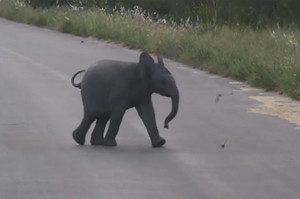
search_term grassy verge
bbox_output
[1,0,300,99]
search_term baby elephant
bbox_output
[71,52,179,147]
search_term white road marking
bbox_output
[1,48,70,82]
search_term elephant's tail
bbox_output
[71,70,85,89]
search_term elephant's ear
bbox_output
[156,54,171,74]
[139,52,155,68]
[139,52,154,95]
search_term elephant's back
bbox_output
[82,60,137,89]
[80,60,139,116]
[85,60,136,80]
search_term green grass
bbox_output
[1,0,300,99]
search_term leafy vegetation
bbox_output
[23,0,300,27]
[0,0,299,99]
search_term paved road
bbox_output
[0,18,300,199]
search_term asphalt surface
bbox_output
[1,18,300,199]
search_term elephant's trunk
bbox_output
[164,87,179,129]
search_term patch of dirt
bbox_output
[231,82,300,127]
[249,94,300,127]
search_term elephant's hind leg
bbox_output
[104,108,126,147]
[73,116,95,145]
[90,115,109,145]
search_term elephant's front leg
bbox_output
[136,98,166,147]
[104,108,126,146]
[73,116,95,145]
[90,115,109,145]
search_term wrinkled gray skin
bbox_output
[71,52,179,147]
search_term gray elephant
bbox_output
[71,52,179,147]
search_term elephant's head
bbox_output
[139,52,179,128]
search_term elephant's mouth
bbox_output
[164,89,179,129]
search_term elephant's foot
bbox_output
[103,138,117,147]
[152,137,166,147]
[90,137,104,146]
[72,130,85,145]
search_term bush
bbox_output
[23,0,300,28]
[25,0,56,8]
